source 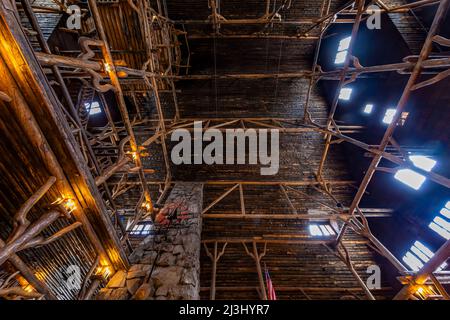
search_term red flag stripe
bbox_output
[265,269,277,300]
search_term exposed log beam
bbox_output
[34,51,450,81]
[200,286,393,292]
[202,238,370,245]
[120,180,355,186]
[202,212,391,220]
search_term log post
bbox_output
[204,241,227,300]
[243,241,268,300]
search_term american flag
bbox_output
[265,268,277,300]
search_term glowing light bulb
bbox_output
[127,151,138,160]
[95,265,112,279]
[104,63,112,73]
[142,202,152,211]
[63,198,76,212]
[24,284,34,293]
[52,197,76,212]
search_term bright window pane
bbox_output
[414,241,434,259]
[309,225,322,236]
[334,50,347,64]
[85,101,101,115]
[324,225,336,235]
[403,251,423,271]
[382,108,396,124]
[402,256,418,271]
[339,88,352,100]
[411,245,429,263]
[429,221,450,240]
[434,216,450,231]
[394,169,426,190]
[319,225,330,236]
[363,104,374,114]
[409,155,436,172]
[338,36,352,51]
[440,207,450,219]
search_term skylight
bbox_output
[382,108,396,124]
[339,88,352,100]
[363,104,374,114]
[409,155,436,172]
[334,36,351,65]
[394,169,426,190]
[309,224,336,237]
[85,101,101,115]
[402,240,447,272]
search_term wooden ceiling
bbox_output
[1,0,449,300]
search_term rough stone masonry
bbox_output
[97,183,203,300]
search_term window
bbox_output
[363,104,374,114]
[130,223,152,236]
[339,88,352,100]
[335,51,347,64]
[335,36,351,64]
[409,155,436,172]
[402,241,447,272]
[309,224,336,237]
[85,101,102,115]
[338,37,351,51]
[394,169,426,190]
[429,201,450,240]
[382,108,396,124]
